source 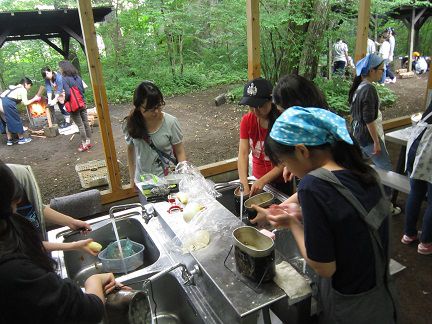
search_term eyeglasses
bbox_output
[142,101,165,112]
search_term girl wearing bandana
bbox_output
[253,107,398,323]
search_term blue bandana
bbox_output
[355,53,384,76]
[270,107,353,146]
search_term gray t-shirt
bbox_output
[124,112,183,182]
[350,81,379,146]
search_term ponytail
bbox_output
[331,138,378,185]
[125,108,150,141]
[267,103,280,132]
[348,75,362,105]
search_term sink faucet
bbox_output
[143,263,201,288]
[108,203,155,224]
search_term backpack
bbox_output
[64,78,85,113]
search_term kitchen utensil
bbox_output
[244,192,274,219]
[105,289,152,324]
[232,226,275,283]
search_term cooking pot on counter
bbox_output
[232,226,275,283]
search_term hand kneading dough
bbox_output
[182,230,210,252]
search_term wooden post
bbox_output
[246,0,260,80]
[426,70,432,109]
[408,8,415,72]
[77,0,135,203]
[354,0,371,63]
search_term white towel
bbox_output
[273,261,312,305]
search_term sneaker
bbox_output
[6,140,13,146]
[401,234,418,245]
[391,77,397,83]
[18,137,32,145]
[78,144,89,152]
[86,143,94,150]
[418,243,432,255]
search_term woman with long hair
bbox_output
[253,107,398,323]
[41,66,70,127]
[0,77,39,145]
[237,77,286,196]
[0,160,123,323]
[59,60,92,152]
[124,81,186,195]
[349,53,400,215]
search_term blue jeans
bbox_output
[404,177,432,243]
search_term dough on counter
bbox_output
[182,202,205,223]
[182,230,210,253]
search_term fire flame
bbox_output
[29,103,46,117]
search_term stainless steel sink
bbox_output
[59,218,160,285]
[123,272,206,324]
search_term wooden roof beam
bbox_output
[40,36,66,57]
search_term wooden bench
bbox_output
[371,165,410,194]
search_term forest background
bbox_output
[0,0,431,114]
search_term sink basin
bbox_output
[60,218,160,285]
[122,272,206,324]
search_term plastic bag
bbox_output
[175,161,220,200]
[136,173,170,198]
[106,238,135,259]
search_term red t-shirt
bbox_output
[239,112,273,179]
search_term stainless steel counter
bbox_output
[154,193,312,322]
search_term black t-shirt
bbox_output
[0,254,104,324]
[298,169,389,294]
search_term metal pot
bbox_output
[243,192,274,219]
[105,289,152,324]
[233,182,264,216]
[232,226,275,283]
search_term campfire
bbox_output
[28,101,47,118]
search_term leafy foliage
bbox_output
[0,0,413,112]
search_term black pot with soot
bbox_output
[232,226,275,283]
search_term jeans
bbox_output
[361,138,393,197]
[385,63,395,80]
[70,109,91,142]
[333,61,346,75]
[404,177,432,243]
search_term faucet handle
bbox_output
[181,264,201,286]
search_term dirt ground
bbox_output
[1,73,431,323]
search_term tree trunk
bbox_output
[299,0,331,80]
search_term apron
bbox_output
[405,110,432,184]
[309,168,399,324]
[0,96,23,134]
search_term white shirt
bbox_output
[415,57,428,73]
[367,39,376,54]
[388,35,395,62]
[379,41,391,60]
[333,41,348,62]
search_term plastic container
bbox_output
[98,239,145,273]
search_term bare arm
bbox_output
[238,139,251,194]
[43,205,91,230]
[127,143,136,186]
[43,238,97,256]
[173,142,186,162]
[250,165,284,196]
[84,273,117,303]
[289,221,336,278]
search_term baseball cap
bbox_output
[239,77,273,108]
